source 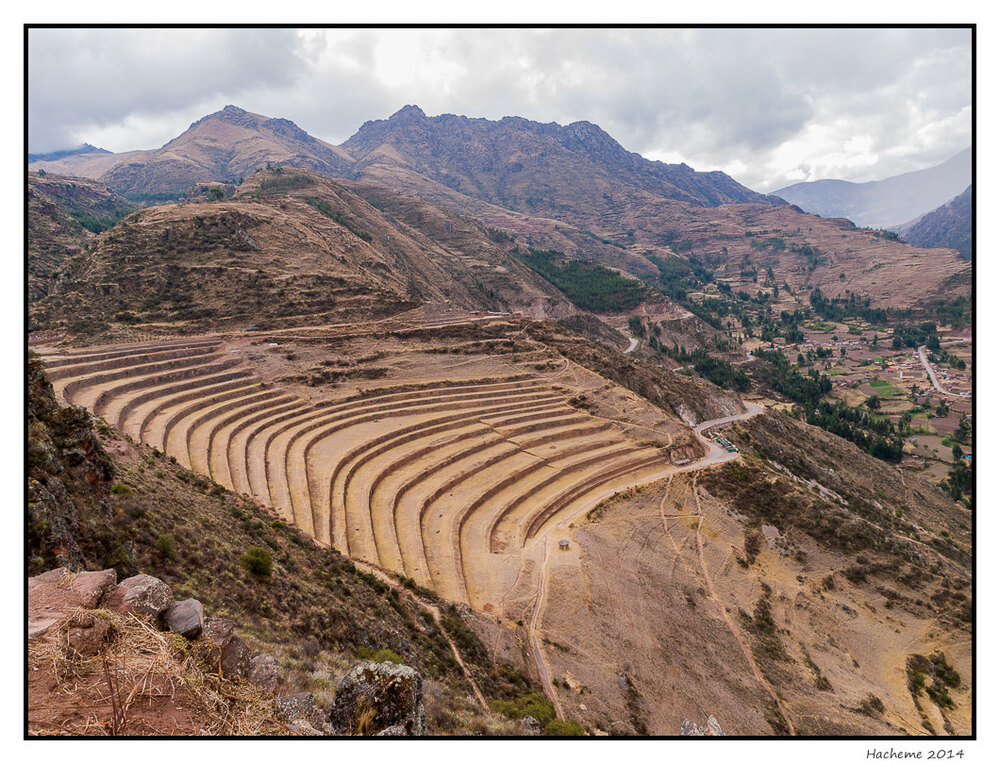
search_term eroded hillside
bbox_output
[28,168,580,340]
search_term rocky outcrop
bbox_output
[64,611,112,657]
[680,715,725,736]
[328,661,425,737]
[163,599,204,639]
[201,618,251,679]
[249,654,280,693]
[27,355,119,574]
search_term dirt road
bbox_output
[693,403,764,466]
[918,346,968,399]
[625,337,639,354]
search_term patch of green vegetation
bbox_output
[110,482,132,497]
[68,209,133,234]
[808,320,837,332]
[357,646,404,664]
[907,652,960,710]
[521,248,643,312]
[258,171,314,193]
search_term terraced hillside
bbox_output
[35,330,700,612]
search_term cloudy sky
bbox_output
[28,27,972,192]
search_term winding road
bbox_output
[918,346,968,399]
[625,337,639,354]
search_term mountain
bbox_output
[29,106,354,200]
[343,105,783,220]
[894,185,972,260]
[773,148,971,229]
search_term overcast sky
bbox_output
[28,27,972,192]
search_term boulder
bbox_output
[201,618,250,679]
[69,569,118,607]
[680,715,726,736]
[680,718,704,736]
[705,715,725,736]
[276,692,325,728]
[328,661,425,737]
[375,725,408,736]
[34,567,69,584]
[65,614,111,657]
[249,654,280,693]
[106,574,172,618]
[163,599,204,639]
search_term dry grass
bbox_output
[28,608,288,737]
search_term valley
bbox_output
[26,100,972,738]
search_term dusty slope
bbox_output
[476,410,970,736]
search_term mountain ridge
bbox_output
[894,185,972,260]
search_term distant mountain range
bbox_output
[27,143,110,164]
[29,105,781,211]
[894,185,972,260]
[773,147,971,229]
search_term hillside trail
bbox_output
[690,475,796,736]
[520,403,767,725]
[527,534,564,720]
[351,560,488,711]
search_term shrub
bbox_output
[491,692,556,727]
[240,546,272,578]
[110,482,132,497]
[357,646,403,664]
[544,718,584,736]
[155,533,177,560]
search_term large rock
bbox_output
[28,567,117,642]
[276,692,325,728]
[201,618,250,679]
[249,654,280,693]
[328,661,425,737]
[64,612,111,657]
[163,599,204,639]
[285,719,323,736]
[106,574,172,618]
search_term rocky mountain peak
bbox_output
[560,120,629,160]
[389,104,427,122]
[192,104,261,131]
